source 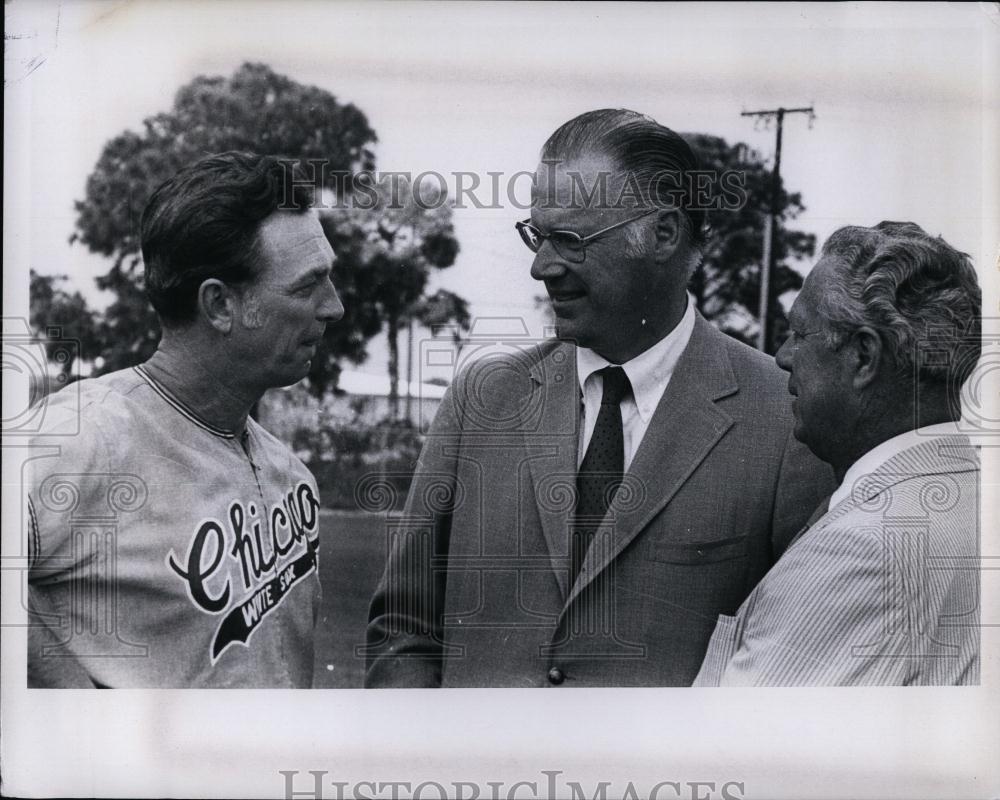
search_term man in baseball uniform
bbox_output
[26,151,344,687]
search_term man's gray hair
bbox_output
[817,221,980,385]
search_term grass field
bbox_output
[312,510,389,688]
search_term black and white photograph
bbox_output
[2,1,998,797]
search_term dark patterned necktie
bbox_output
[572,366,631,583]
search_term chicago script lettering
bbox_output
[167,482,320,614]
[167,520,231,613]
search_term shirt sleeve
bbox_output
[27,394,113,578]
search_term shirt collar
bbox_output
[133,364,238,439]
[828,421,962,511]
[575,293,696,423]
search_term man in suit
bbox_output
[365,108,833,687]
[695,221,981,686]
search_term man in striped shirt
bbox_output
[695,221,981,686]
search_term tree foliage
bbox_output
[413,289,471,339]
[28,270,102,381]
[684,133,816,350]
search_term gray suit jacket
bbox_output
[694,432,980,686]
[365,315,835,686]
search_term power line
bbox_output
[740,105,816,353]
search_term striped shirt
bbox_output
[694,429,980,686]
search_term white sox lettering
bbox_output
[167,482,320,662]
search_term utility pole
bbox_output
[405,317,414,426]
[740,105,814,353]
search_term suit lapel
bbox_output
[523,341,579,600]
[567,316,739,606]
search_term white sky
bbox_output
[3,4,1000,797]
[5,1,999,382]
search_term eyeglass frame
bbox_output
[514,207,660,263]
[782,326,836,354]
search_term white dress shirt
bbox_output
[827,421,962,511]
[576,294,696,470]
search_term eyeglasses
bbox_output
[785,328,827,349]
[515,208,659,263]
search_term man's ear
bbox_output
[197,279,236,334]
[653,209,682,258]
[654,209,682,246]
[850,325,883,390]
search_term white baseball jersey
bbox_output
[27,365,322,687]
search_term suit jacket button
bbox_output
[547,667,565,685]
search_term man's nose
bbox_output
[319,280,345,323]
[774,337,793,372]
[529,247,568,282]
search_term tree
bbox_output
[318,173,465,418]
[28,270,102,384]
[71,62,379,378]
[684,133,815,350]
